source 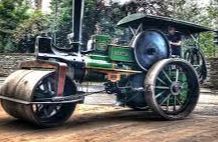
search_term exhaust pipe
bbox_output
[70,0,85,53]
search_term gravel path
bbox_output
[0,78,218,142]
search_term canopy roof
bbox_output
[117,13,214,34]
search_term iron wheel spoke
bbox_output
[36,105,46,117]
[194,66,200,71]
[162,70,172,83]
[160,94,172,106]
[46,79,55,96]
[155,90,166,98]
[43,107,50,118]
[175,69,180,82]
[176,96,182,106]
[173,95,177,111]
[166,97,170,111]
[155,86,170,90]
[157,77,167,85]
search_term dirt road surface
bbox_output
[0,78,218,142]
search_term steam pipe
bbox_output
[72,0,85,54]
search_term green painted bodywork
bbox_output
[85,34,140,73]
[93,35,111,54]
[89,54,110,61]
[109,45,134,62]
[86,57,113,69]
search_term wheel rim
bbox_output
[145,59,199,119]
[31,73,76,126]
[184,48,207,82]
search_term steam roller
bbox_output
[1,0,213,127]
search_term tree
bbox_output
[49,0,103,48]
[0,0,50,53]
[199,0,218,57]
[0,0,30,52]
[122,0,201,20]
[13,11,49,53]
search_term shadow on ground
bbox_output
[0,109,164,131]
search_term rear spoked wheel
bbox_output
[145,59,199,120]
[184,48,207,83]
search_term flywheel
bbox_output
[132,30,170,71]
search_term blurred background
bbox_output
[0,0,217,57]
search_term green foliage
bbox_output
[198,0,218,57]
[12,11,49,52]
[0,0,30,35]
[169,0,201,22]
[83,0,99,40]
[13,11,47,41]
[4,38,16,53]
[0,0,50,53]
[49,0,73,48]
[200,32,216,57]
[0,0,30,52]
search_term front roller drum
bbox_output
[0,70,76,127]
[145,58,199,120]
